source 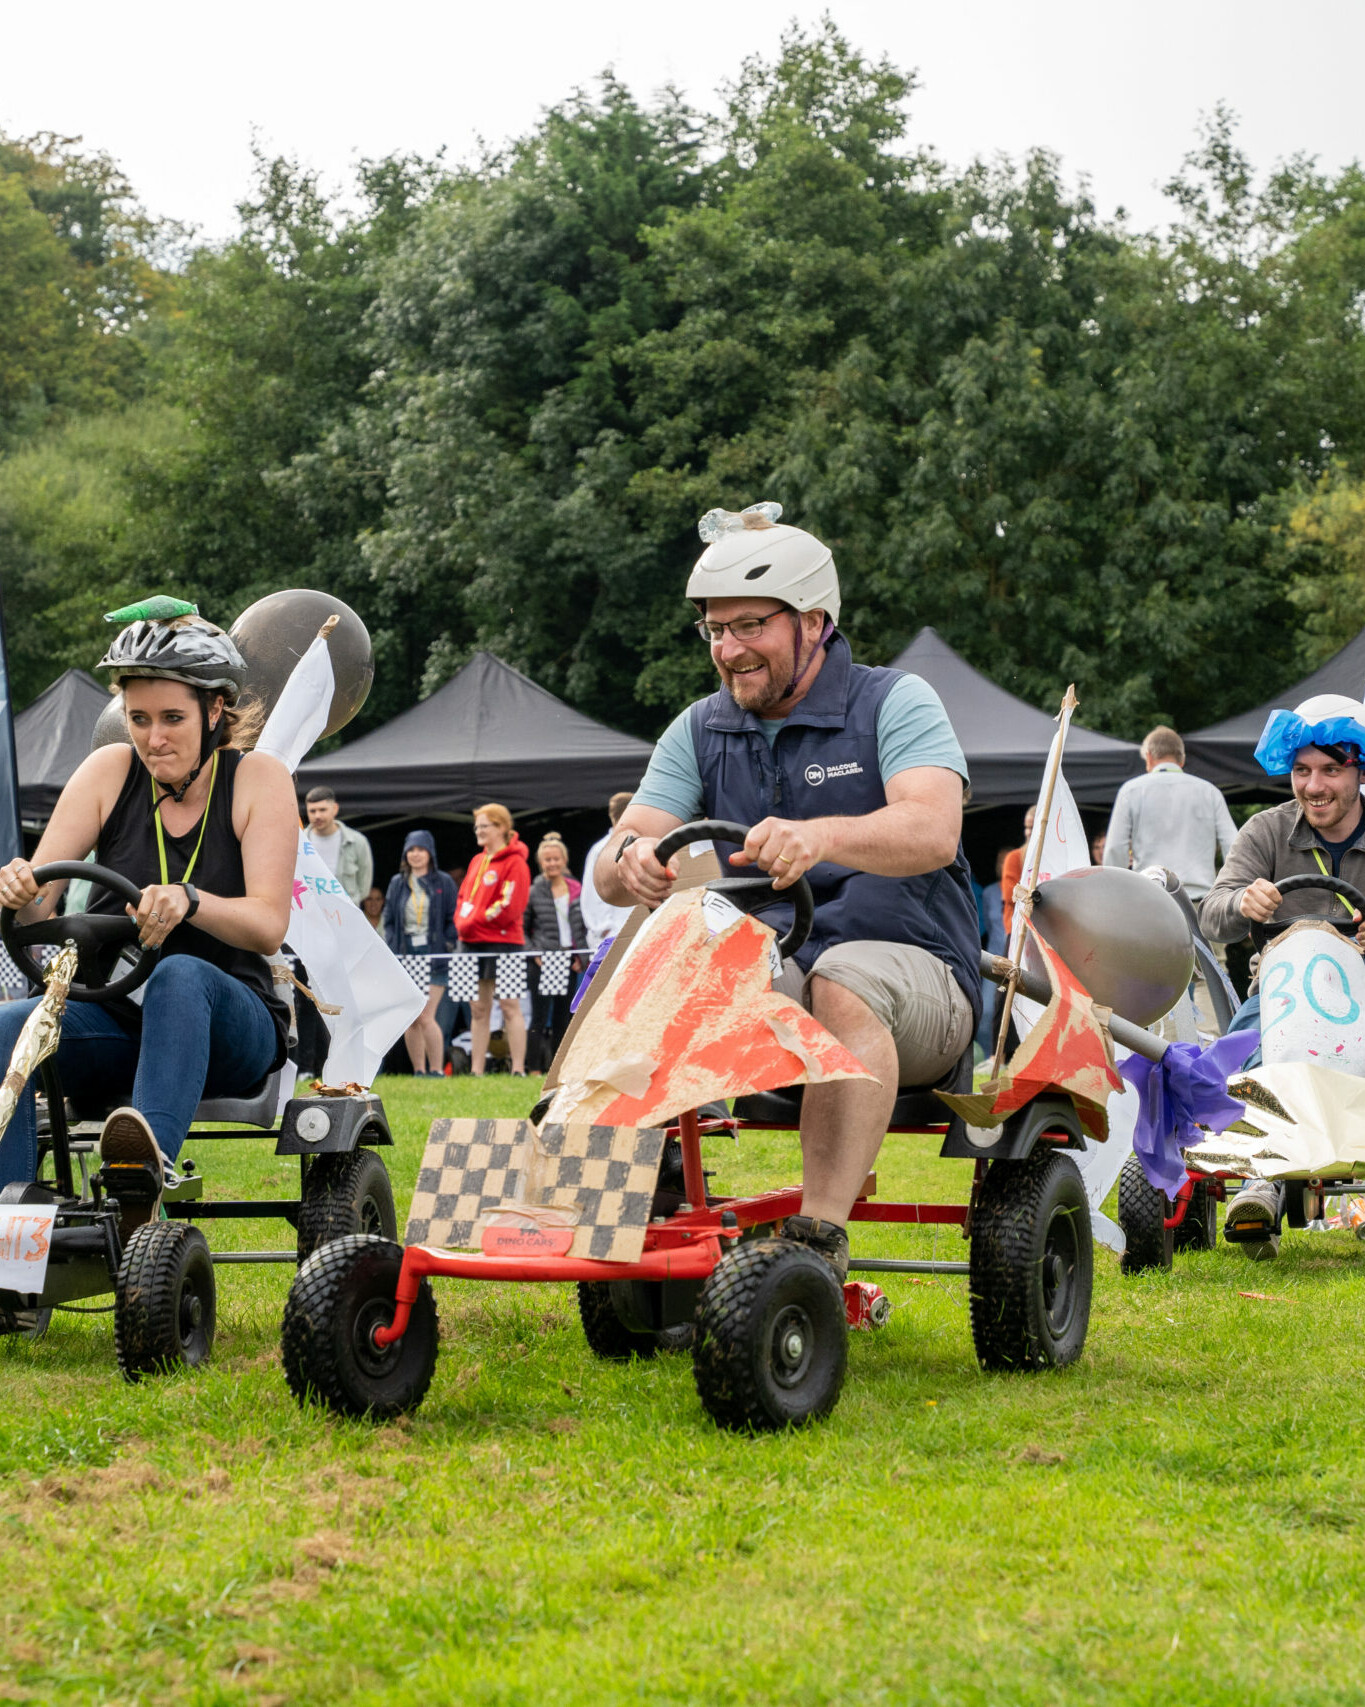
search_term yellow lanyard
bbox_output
[408,874,428,929]
[152,752,218,889]
[1310,845,1355,917]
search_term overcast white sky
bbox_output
[4,0,1363,243]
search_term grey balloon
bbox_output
[1028,865,1195,1025]
[90,691,131,751]
[228,589,374,739]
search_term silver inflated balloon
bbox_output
[90,690,131,751]
[1027,865,1195,1026]
[228,589,374,738]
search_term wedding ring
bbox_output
[776,855,793,866]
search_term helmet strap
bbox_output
[784,614,834,698]
[153,696,224,808]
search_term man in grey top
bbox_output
[303,786,374,907]
[1103,726,1238,900]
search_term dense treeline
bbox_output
[5,23,1365,738]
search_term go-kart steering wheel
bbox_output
[1248,871,1365,954]
[654,819,814,960]
[0,861,156,1002]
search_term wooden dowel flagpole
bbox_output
[987,683,1079,1081]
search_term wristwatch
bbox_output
[614,834,639,863]
[179,881,200,919]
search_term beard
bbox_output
[721,655,789,714]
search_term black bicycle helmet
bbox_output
[97,605,248,802]
[97,616,247,701]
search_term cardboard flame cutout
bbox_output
[542,889,874,1128]
[940,921,1123,1143]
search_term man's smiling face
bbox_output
[1292,746,1364,836]
[705,597,826,715]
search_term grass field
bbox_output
[4,1075,1365,1706]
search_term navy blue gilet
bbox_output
[689,634,983,1024]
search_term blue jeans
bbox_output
[0,955,279,1189]
[1227,993,1262,1067]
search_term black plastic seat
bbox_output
[733,1045,974,1130]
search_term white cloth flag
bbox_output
[288,834,423,1084]
[252,623,423,1083]
[1006,723,1135,1253]
[256,634,336,773]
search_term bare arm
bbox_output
[729,766,963,887]
[598,768,963,909]
[0,745,134,921]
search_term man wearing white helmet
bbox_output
[1199,692,1365,1253]
[595,503,981,1277]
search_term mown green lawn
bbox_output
[4,1075,1365,1706]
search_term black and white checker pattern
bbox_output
[445,954,480,1002]
[398,954,434,991]
[405,1116,666,1262]
[405,1117,524,1249]
[538,951,572,997]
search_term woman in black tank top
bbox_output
[0,612,299,1202]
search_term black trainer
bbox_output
[779,1214,850,1280]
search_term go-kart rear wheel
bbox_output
[282,1235,437,1419]
[1117,1154,1174,1274]
[970,1148,1092,1371]
[115,1221,216,1382]
[693,1239,847,1431]
[1173,1179,1218,1252]
[296,1146,397,1262]
[577,1282,658,1360]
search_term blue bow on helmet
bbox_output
[1254,693,1365,775]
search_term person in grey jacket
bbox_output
[1197,693,1365,1254]
[304,786,374,906]
[1104,727,1238,901]
[524,832,586,1070]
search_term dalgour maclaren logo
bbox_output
[805,761,863,786]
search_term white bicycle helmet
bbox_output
[686,502,841,626]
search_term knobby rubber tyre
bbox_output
[1172,1179,1217,1253]
[1117,1153,1174,1274]
[693,1239,847,1431]
[970,1148,1093,1372]
[282,1235,438,1420]
[115,1221,216,1382]
[296,1146,397,1262]
[577,1282,658,1360]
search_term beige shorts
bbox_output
[774,941,975,1088]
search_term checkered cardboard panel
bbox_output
[405,1116,666,1263]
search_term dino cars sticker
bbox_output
[0,1203,56,1293]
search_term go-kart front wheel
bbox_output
[969,1148,1092,1372]
[115,1221,216,1382]
[693,1239,847,1431]
[282,1236,437,1419]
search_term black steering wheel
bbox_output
[1248,871,1365,953]
[654,819,814,960]
[0,861,157,1002]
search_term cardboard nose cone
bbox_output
[1029,866,1195,1026]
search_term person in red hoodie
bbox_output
[456,801,532,1075]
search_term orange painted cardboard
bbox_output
[542,887,875,1128]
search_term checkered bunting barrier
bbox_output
[0,940,49,991]
[405,1116,666,1263]
[399,949,575,1000]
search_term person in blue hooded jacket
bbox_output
[383,829,458,1075]
[593,502,980,1278]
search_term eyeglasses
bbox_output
[693,611,792,645]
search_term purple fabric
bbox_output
[1119,1030,1262,1197]
[569,934,615,1013]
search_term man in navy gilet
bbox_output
[594,502,981,1276]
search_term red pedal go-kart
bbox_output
[282,821,1097,1431]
